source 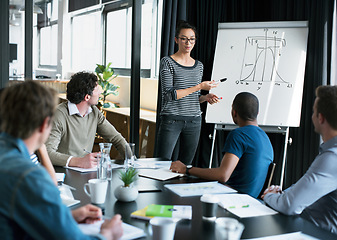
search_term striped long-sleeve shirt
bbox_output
[159,56,204,118]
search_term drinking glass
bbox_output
[98,143,112,180]
[124,143,137,169]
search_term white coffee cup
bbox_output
[200,194,219,221]
[215,217,245,240]
[150,217,177,240]
[84,179,108,204]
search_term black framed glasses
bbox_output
[178,37,196,44]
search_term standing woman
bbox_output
[156,20,219,165]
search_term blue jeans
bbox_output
[156,116,201,165]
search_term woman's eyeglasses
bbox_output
[178,37,196,44]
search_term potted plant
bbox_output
[95,62,119,108]
[114,167,139,202]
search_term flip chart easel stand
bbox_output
[209,124,291,188]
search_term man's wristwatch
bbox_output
[186,165,193,176]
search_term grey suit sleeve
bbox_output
[264,151,337,215]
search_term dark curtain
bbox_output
[185,0,335,188]
[154,0,187,157]
[284,0,335,185]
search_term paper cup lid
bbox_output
[200,194,219,203]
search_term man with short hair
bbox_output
[0,81,123,239]
[262,85,337,234]
[46,71,128,168]
[171,92,274,198]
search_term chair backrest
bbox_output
[258,162,276,198]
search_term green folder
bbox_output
[145,204,192,219]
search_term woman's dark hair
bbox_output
[175,20,197,38]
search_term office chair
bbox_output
[258,162,276,199]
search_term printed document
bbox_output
[164,181,237,197]
[217,193,278,218]
[65,163,122,173]
[134,160,172,169]
[243,231,319,240]
[139,168,184,181]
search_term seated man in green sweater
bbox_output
[46,71,128,168]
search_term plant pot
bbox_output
[114,185,138,202]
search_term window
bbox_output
[40,24,58,66]
[71,11,101,72]
[69,0,162,77]
[104,0,162,78]
[37,0,59,67]
[106,8,129,69]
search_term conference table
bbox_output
[55,158,336,239]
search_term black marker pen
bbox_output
[215,78,227,83]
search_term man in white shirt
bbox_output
[46,71,128,168]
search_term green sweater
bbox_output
[46,101,127,166]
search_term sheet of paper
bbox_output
[243,231,319,240]
[56,172,65,182]
[61,197,80,207]
[138,168,184,181]
[217,193,278,218]
[65,163,123,173]
[134,160,172,169]
[58,185,80,207]
[64,166,97,172]
[78,220,146,240]
[164,181,237,197]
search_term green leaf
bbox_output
[103,102,110,108]
[106,85,119,93]
[107,75,117,83]
[95,64,105,73]
[95,62,119,99]
[119,168,138,187]
[103,71,113,80]
[96,73,104,82]
[98,79,104,86]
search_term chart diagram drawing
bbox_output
[238,29,292,89]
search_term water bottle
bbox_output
[98,143,112,180]
[97,153,107,180]
[124,143,137,169]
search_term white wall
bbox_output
[106,76,158,111]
